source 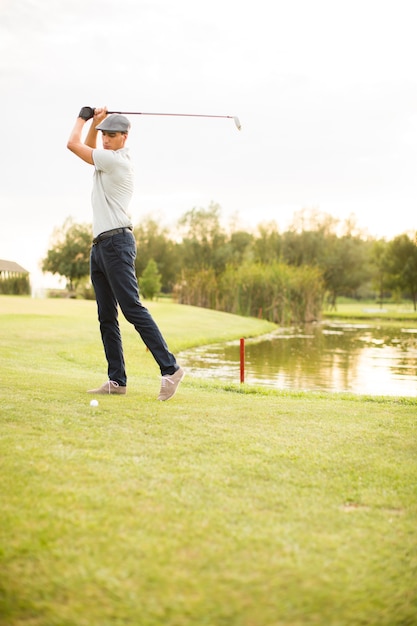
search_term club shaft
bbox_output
[107,111,234,119]
[106,111,242,130]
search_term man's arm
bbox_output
[67,107,107,165]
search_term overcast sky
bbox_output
[2,0,417,288]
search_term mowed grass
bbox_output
[323,299,417,323]
[0,296,416,626]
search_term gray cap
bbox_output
[96,114,131,132]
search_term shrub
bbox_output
[0,275,30,295]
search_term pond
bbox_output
[178,321,417,397]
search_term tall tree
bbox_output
[133,217,179,292]
[371,239,390,307]
[321,234,371,308]
[42,218,92,292]
[253,222,281,264]
[139,259,162,300]
[385,233,417,310]
[177,203,227,273]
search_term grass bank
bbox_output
[1,296,416,626]
[323,299,417,324]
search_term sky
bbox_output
[1,0,417,289]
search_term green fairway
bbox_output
[1,296,416,626]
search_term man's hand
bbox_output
[93,107,108,125]
[78,106,95,121]
[68,106,108,163]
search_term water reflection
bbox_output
[179,322,417,396]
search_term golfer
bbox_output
[67,106,184,400]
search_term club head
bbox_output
[233,116,242,131]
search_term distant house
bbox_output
[0,259,29,279]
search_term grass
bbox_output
[323,299,417,324]
[1,295,416,626]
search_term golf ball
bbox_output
[90,399,99,407]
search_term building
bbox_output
[0,259,29,278]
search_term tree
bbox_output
[282,228,326,267]
[253,222,281,264]
[321,234,371,308]
[385,233,417,310]
[228,230,254,265]
[42,218,92,292]
[371,239,390,307]
[282,209,338,268]
[139,259,162,300]
[177,203,227,273]
[133,217,180,292]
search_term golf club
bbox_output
[107,110,242,131]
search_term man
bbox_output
[67,106,184,400]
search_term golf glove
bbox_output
[78,106,95,121]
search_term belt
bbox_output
[93,227,132,245]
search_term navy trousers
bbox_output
[90,229,178,385]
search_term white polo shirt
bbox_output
[91,147,134,238]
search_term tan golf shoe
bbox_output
[87,380,127,395]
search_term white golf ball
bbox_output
[90,399,99,407]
